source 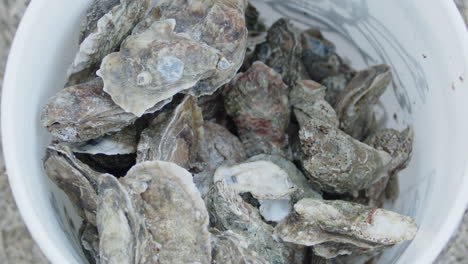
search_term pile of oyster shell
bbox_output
[41,0,418,263]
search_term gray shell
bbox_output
[97,174,157,264]
[335,65,392,140]
[223,61,290,157]
[69,0,152,80]
[79,0,121,42]
[299,118,392,194]
[98,19,222,116]
[206,181,290,263]
[97,161,211,264]
[210,229,268,264]
[290,80,339,128]
[43,143,105,225]
[253,18,309,86]
[41,78,170,142]
[275,198,418,259]
[363,127,414,205]
[194,121,247,198]
[80,221,100,264]
[136,96,204,168]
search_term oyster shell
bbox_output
[80,221,100,264]
[41,78,170,142]
[97,174,157,264]
[194,121,246,197]
[299,117,392,194]
[321,74,350,107]
[136,95,203,169]
[123,161,211,263]
[98,19,222,117]
[275,198,418,259]
[43,143,104,225]
[72,125,138,155]
[290,80,339,128]
[79,0,121,42]
[69,0,152,80]
[253,18,309,86]
[214,160,297,200]
[210,229,268,264]
[248,154,322,201]
[300,29,354,84]
[335,65,392,140]
[206,181,290,263]
[363,127,414,205]
[97,161,211,263]
[223,61,290,157]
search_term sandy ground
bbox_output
[0,0,467,263]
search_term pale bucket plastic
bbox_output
[2,0,468,263]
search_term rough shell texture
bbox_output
[79,0,121,43]
[206,181,290,263]
[41,78,170,142]
[335,65,392,140]
[300,29,354,84]
[136,95,204,169]
[121,161,212,263]
[69,0,152,79]
[253,18,309,86]
[290,80,339,128]
[210,229,268,264]
[321,74,350,108]
[194,121,246,198]
[97,174,157,264]
[98,19,221,117]
[223,61,290,157]
[80,221,100,264]
[275,198,418,258]
[299,118,392,194]
[43,143,104,225]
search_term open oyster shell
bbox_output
[335,65,392,140]
[206,181,290,263]
[71,125,138,155]
[136,95,203,169]
[223,61,290,157]
[275,198,418,259]
[69,0,152,81]
[41,78,170,142]
[213,160,297,200]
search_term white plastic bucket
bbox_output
[2,0,468,263]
